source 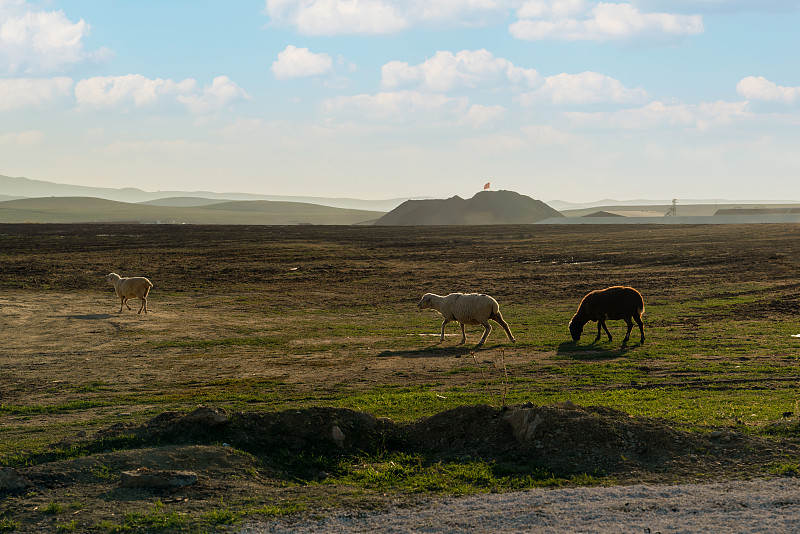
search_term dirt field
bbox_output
[1,223,800,532]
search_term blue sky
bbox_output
[1,0,799,202]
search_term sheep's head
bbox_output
[568,319,583,341]
[106,273,121,285]
[417,293,433,309]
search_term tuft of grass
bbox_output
[330,452,575,495]
[768,461,800,476]
[56,519,79,532]
[90,463,114,481]
[122,505,187,532]
[0,519,21,533]
[245,503,305,518]
[42,501,66,515]
[203,507,241,525]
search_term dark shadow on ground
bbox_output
[57,313,115,320]
[378,344,508,359]
[555,340,636,360]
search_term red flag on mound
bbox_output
[484,182,490,190]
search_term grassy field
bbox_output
[1,222,800,532]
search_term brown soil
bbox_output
[2,222,800,532]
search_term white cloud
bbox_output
[566,99,751,130]
[0,129,44,146]
[382,49,540,92]
[517,71,648,106]
[461,104,507,126]
[510,2,703,42]
[0,3,92,73]
[74,74,249,113]
[75,74,192,108]
[324,90,469,121]
[272,45,334,79]
[265,0,408,35]
[737,76,800,104]
[263,1,708,42]
[264,0,513,35]
[633,0,800,14]
[517,0,589,18]
[176,76,251,113]
[0,76,72,111]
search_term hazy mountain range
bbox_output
[0,175,416,212]
[2,174,800,225]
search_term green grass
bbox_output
[330,452,570,494]
[42,501,66,515]
[244,503,305,518]
[0,400,109,415]
[0,519,20,533]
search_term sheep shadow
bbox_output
[555,340,635,360]
[378,344,504,359]
[57,313,115,320]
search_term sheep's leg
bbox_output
[476,321,492,346]
[595,320,612,342]
[137,297,146,314]
[459,323,467,345]
[141,286,151,314]
[439,319,451,343]
[634,314,645,344]
[124,297,132,311]
[601,321,612,341]
[118,297,125,313]
[491,312,515,343]
[622,317,633,344]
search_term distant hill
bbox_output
[0,197,383,225]
[375,190,562,226]
[0,174,416,211]
[561,202,800,218]
[138,197,228,207]
[551,198,800,212]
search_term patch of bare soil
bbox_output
[3,404,798,532]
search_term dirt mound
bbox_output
[5,404,798,532]
[86,403,797,483]
[403,403,715,478]
[375,190,562,225]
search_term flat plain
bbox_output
[1,222,800,532]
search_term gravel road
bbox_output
[242,478,800,533]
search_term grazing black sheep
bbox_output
[569,286,645,344]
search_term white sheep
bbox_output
[417,292,516,347]
[106,272,153,314]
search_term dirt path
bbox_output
[243,478,800,533]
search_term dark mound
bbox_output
[375,190,562,225]
[80,403,798,483]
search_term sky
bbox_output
[1,0,799,202]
